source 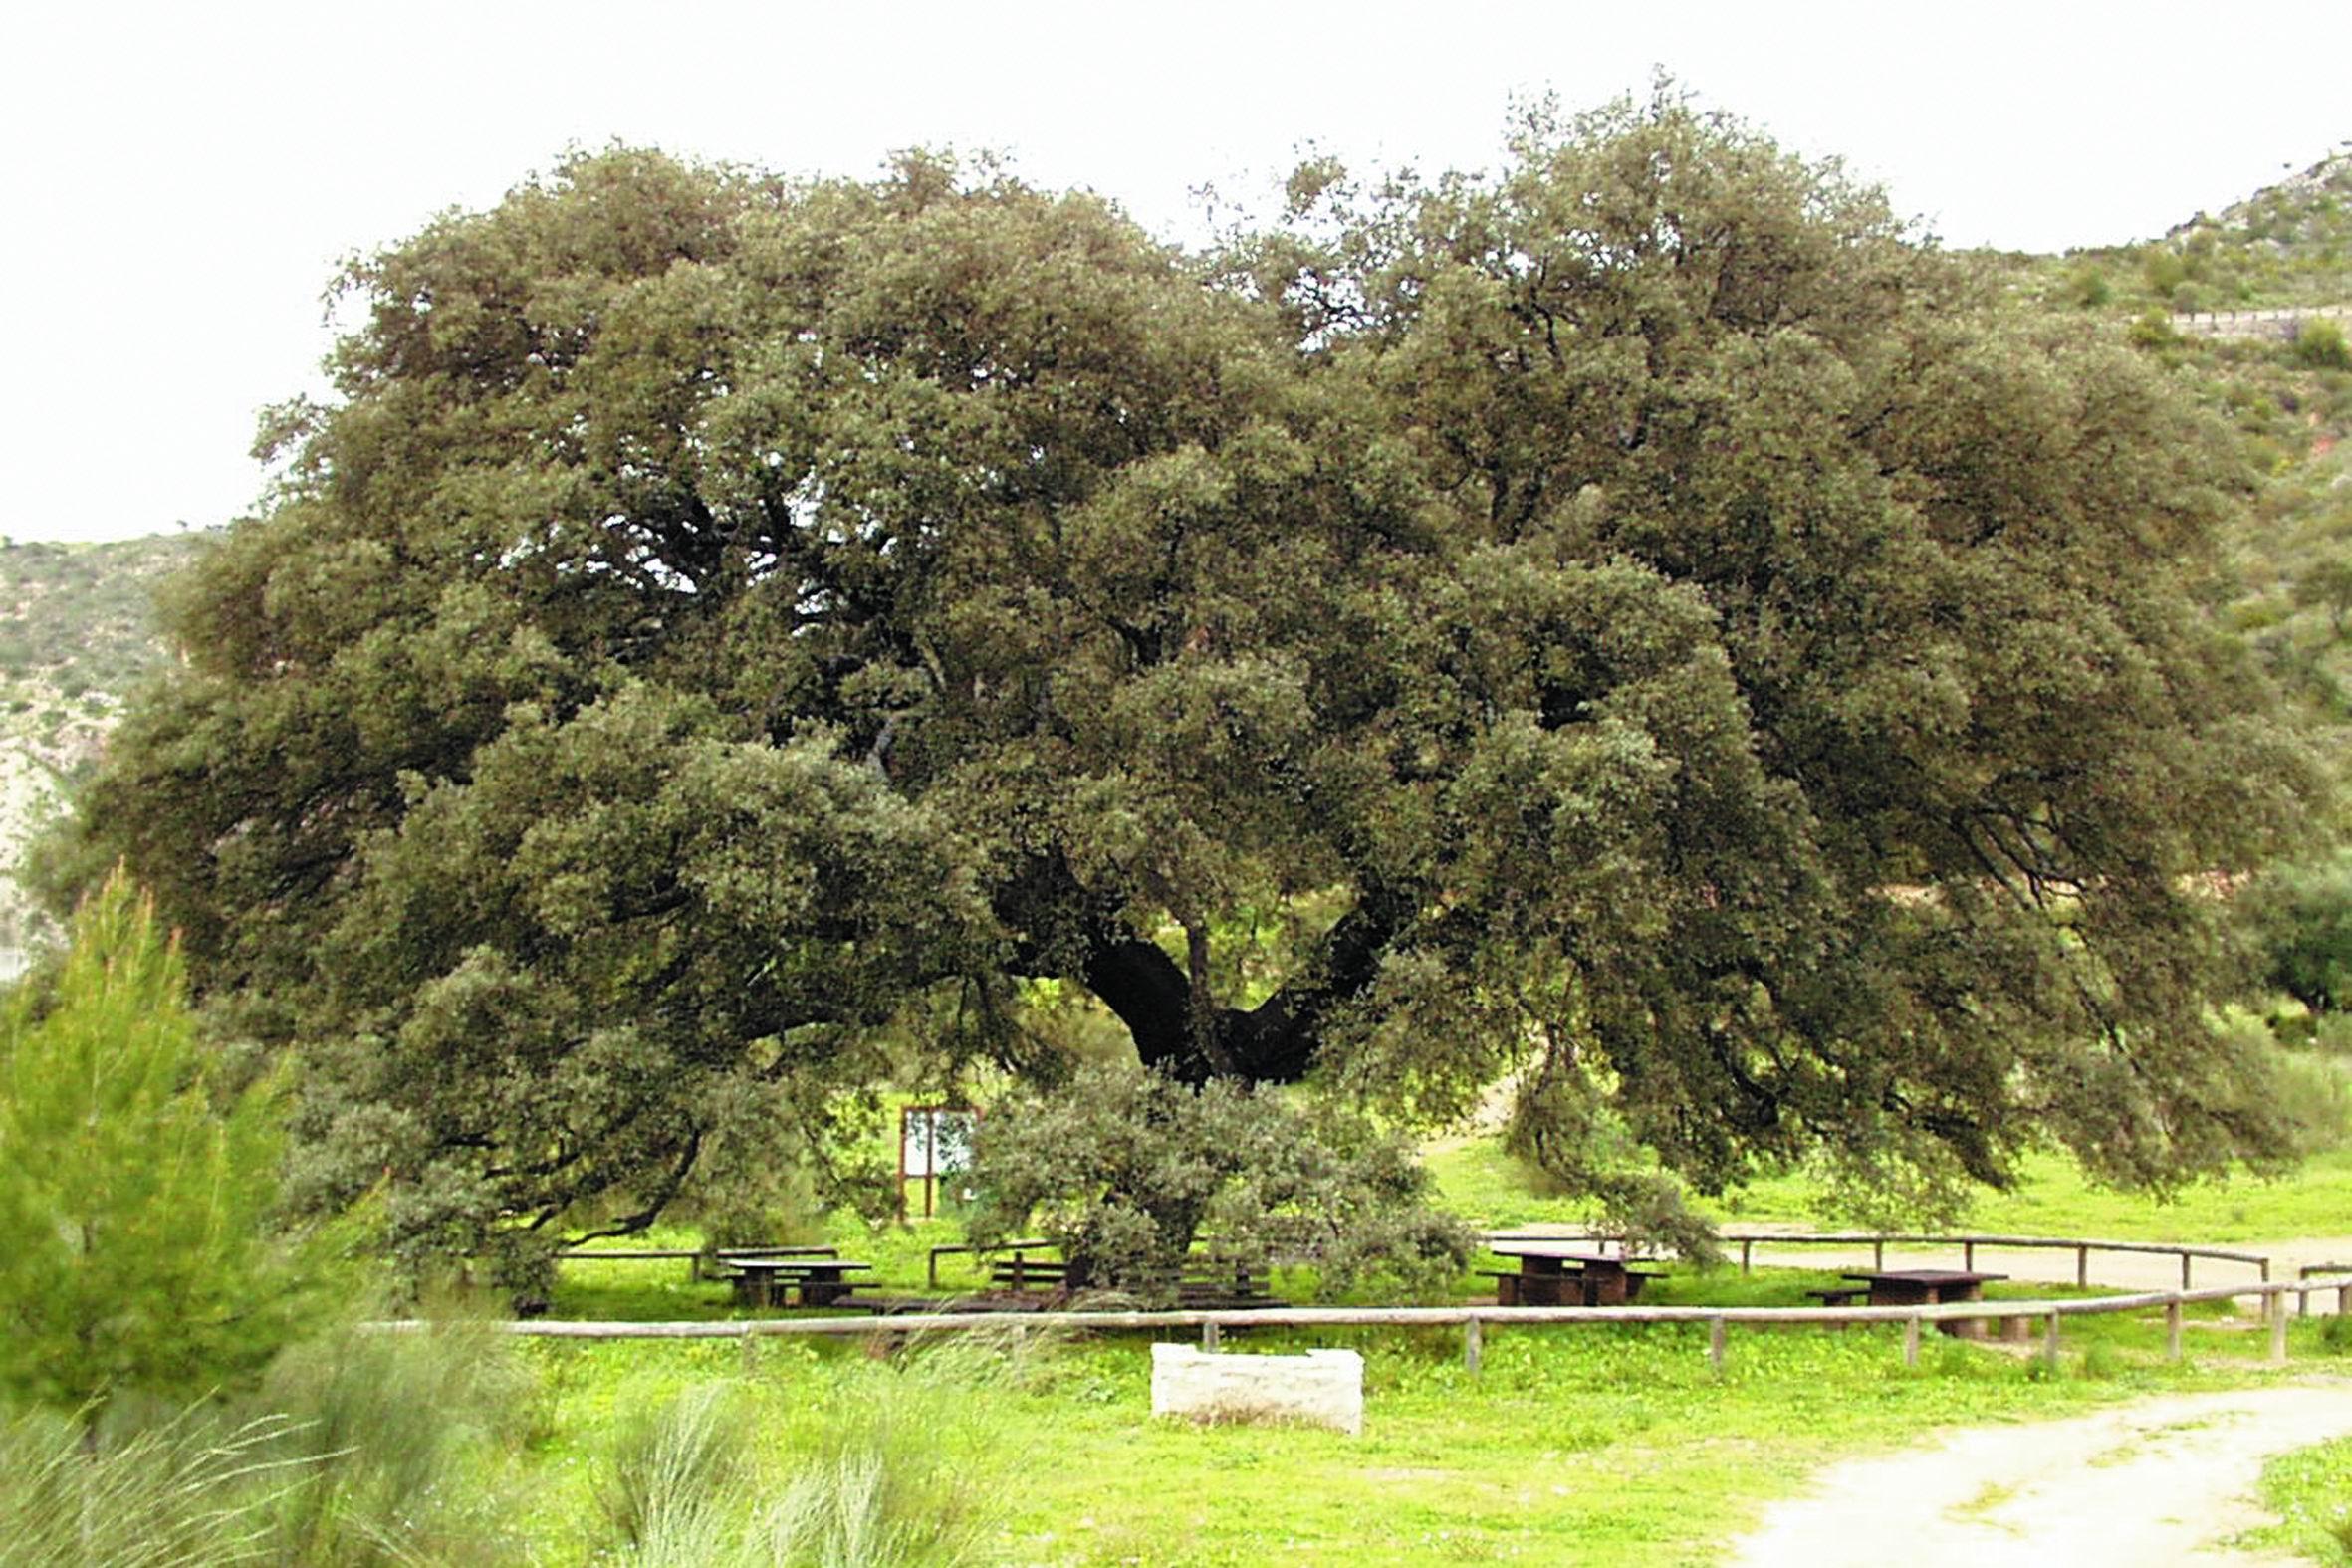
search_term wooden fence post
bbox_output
[2042,1312,2061,1370]
[1963,1240,1975,1271]
[1202,1320,1222,1351]
[1872,1239,1885,1271]
[1708,1317,1727,1373]
[2269,1293,2288,1366]
[2181,1253,2192,1291]
[2075,1245,2089,1290]
[2166,1300,2184,1363]
[1903,1317,1921,1369]
[1464,1316,1482,1374]
[1740,1238,1754,1275]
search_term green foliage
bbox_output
[2299,318,2352,370]
[60,91,2326,1264]
[0,534,194,701]
[2250,1435,2352,1565]
[967,1062,1470,1299]
[2243,851,2352,1015]
[0,871,338,1418]
[2144,246,2190,296]
[2066,263,2112,308]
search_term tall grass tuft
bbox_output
[248,1311,539,1565]
[600,1328,1039,1567]
[0,1403,304,1567]
[600,1379,760,1557]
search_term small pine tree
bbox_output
[0,870,337,1420]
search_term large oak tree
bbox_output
[65,94,2322,1267]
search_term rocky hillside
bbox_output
[0,532,199,975]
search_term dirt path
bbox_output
[1727,1383,2352,1565]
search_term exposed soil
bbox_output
[1710,1233,2352,1562]
[1728,1382,2352,1565]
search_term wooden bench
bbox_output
[983,1258,1278,1308]
[988,1258,1072,1290]
[1806,1286,1870,1307]
[1174,1267,1278,1309]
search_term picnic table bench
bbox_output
[982,1253,1280,1308]
[988,1256,1073,1290]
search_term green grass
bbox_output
[2250,1434,2352,1565]
[494,1314,2312,1567]
[507,1119,2352,1563]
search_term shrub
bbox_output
[2128,310,2180,349]
[2066,264,2111,309]
[966,1061,1472,1300]
[2296,318,2352,371]
[2242,851,2352,1016]
[600,1343,1020,1567]
[600,1381,759,1553]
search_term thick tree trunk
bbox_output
[1077,890,1411,1085]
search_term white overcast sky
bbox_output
[5,0,2347,544]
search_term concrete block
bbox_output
[1149,1341,1363,1436]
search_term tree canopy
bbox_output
[62,92,2324,1268]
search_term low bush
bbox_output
[2297,319,2352,371]
[966,1062,1471,1300]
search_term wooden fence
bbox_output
[1484,1231,2271,1290]
[393,1273,2352,1376]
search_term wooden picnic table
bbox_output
[1486,1242,1664,1306]
[1839,1268,2007,1337]
[725,1256,874,1308]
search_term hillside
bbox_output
[0,532,199,973]
[2051,149,2352,314]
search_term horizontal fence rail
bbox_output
[382,1275,2346,1374]
[1483,1231,2272,1291]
